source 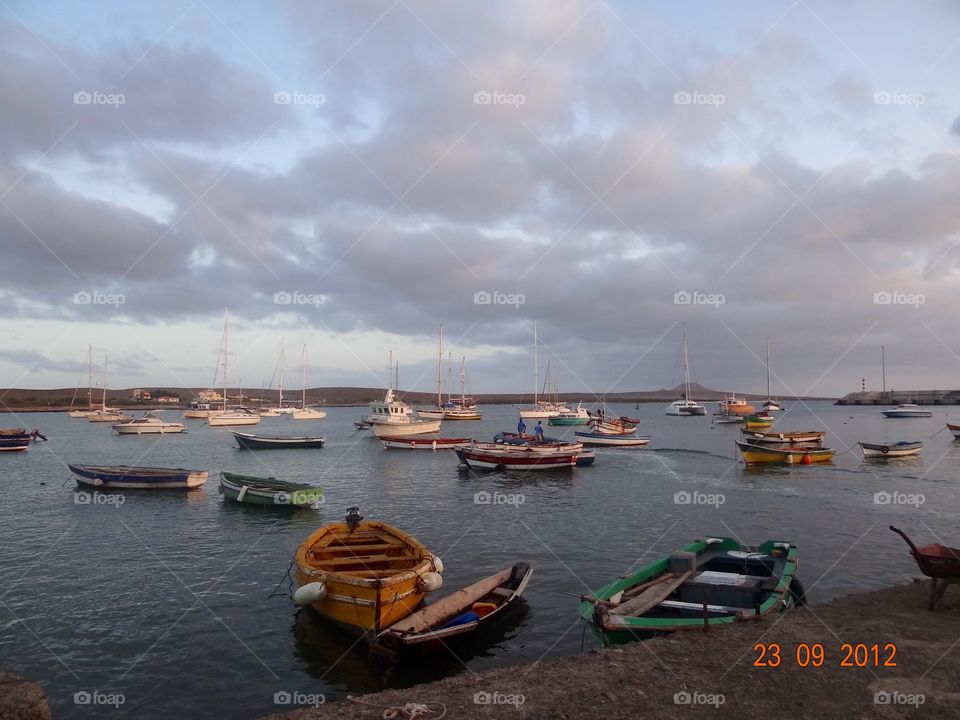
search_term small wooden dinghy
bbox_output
[233,432,325,450]
[219,471,323,507]
[0,427,41,451]
[380,436,471,450]
[372,562,533,659]
[579,537,803,644]
[68,464,208,489]
[293,508,443,637]
[455,442,579,470]
[740,429,825,446]
[574,431,651,447]
[743,413,774,429]
[736,441,835,465]
[890,526,960,610]
[859,441,922,458]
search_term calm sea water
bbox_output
[1,401,958,718]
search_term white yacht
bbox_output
[112,414,185,434]
[881,403,932,419]
[367,388,441,437]
[665,323,706,416]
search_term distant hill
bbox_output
[0,383,834,411]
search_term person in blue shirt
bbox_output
[517,417,526,435]
[534,421,544,443]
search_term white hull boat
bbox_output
[882,404,932,418]
[372,419,443,438]
[112,415,185,434]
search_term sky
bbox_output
[1,0,959,399]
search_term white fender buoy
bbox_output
[237,485,248,502]
[293,582,327,606]
[431,440,437,451]
[430,555,444,574]
[418,572,443,593]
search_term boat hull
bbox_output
[548,416,590,426]
[69,464,208,489]
[455,446,578,470]
[736,441,835,465]
[882,410,933,418]
[294,520,439,636]
[219,472,322,506]
[948,423,960,439]
[380,436,471,450]
[741,430,825,445]
[574,432,650,447]
[859,442,922,457]
[111,422,185,434]
[233,432,325,449]
[371,419,443,438]
[0,429,32,451]
[291,409,327,420]
[208,414,261,426]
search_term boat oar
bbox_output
[561,591,616,608]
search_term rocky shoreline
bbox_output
[265,581,960,720]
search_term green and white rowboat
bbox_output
[219,471,323,508]
[578,536,803,645]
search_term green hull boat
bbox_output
[219,471,323,508]
[547,416,591,426]
[578,536,803,645]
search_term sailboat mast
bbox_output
[533,322,539,405]
[222,307,229,411]
[436,326,443,407]
[301,345,307,409]
[101,355,108,410]
[87,344,93,409]
[682,322,691,400]
[278,338,285,407]
[766,338,771,399]
[460,356,467,404]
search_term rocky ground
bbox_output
[265,580,960,720]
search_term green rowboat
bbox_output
[219,471,323,508]
[578,536,803,645]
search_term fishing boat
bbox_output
[718,394,755,416]
[712,412,743,424]
[372,562,533,659]
[207,308,261,427]
[948,422,960,439]
[291,345,327,420]
[740,429,825,446]
[69,464,208,489]
[743,413,775,429]
[293,508,443,638]
[368,388,442,437]
[574,431,651,447]
[578,536,803,644]
[219,471,323,506]
[665,323,707,416]
[380,436,471,450]
[455,442,578,470]
[588,416,637,435]
[183,399,218,419]
[882,403,932,419]
[549,402,591,425]
[858,441,922,458]
[761,339,781,412]
[736,441,836,465]
[233,432,326,450]
[67,345,98,417]
[0,428,38,452]
[111,414,185,435]
[889,526,960,610]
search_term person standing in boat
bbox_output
[534,421,544,443]
[517,417,526,436]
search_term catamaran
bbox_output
[665,323,706,416]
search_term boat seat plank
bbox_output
[659,599,745,613]
[319,543,409,555]
[312,553,420,567]
[690,570,765,588]
[609,571,693,617]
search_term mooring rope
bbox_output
[347,696,447,719]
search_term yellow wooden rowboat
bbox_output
[736,441,836,465]
[743,414,774,429]
[293,508,443,637]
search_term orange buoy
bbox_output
[800,453,812,465]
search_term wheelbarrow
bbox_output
[890,526,960,610]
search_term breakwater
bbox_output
[836,390,960,405]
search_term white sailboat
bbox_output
[519,323,567,419]
[761,339,781,412]
[418,326,447,420]
[208,308,261,427]
[68,345,97,417]
[665,323,706,416]
[87,355,133,422]
[444,356,482,420]
[292,345,326,420]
